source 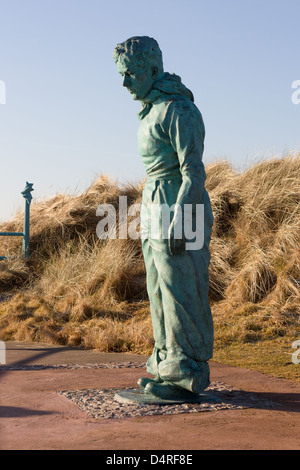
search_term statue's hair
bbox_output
[113,36,164,74]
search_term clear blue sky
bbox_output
[0,0,299,222]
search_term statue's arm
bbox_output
[166,100,206,254]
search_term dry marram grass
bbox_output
[0,155,299,374]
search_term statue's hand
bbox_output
[168,219,186,255]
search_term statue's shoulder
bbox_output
[156,96,202,123]
[155,94,198,110]
[163,95,200,113]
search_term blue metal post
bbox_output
[21,182,34,258]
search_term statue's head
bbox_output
[113,36,164,101]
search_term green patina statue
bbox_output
[114,36,214,402]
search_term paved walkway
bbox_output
[2,340,147,366]
[0,341,299,450]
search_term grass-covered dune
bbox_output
[0,154,299,380]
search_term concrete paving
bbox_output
[0,341,299,450]
[2,340,147,366]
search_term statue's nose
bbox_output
[123,74,131,88]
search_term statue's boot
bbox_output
[137,376,162,389]
[157,361,210,394]
[144,381,200,401]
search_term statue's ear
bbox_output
[152,66,159,80]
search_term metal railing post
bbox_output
[0,182,33,260]
[21,182,34,258]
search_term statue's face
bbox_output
[117,54,156,101]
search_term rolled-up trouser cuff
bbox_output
[146,349,210,394]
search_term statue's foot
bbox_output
[137,376,162,389]
[191,370,210,394]
[144,381,199,401]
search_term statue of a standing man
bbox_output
[114,36,214,400]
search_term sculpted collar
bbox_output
[138,72,194,120]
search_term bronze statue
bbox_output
[114,36,214,401]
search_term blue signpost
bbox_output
[0,182,34,260]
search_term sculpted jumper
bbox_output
[114,36,214,400]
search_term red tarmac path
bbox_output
[0,341,299,450]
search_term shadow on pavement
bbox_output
[252,391,300,413]
[0,406,54,418]
[0,347,77,372]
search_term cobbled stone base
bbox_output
[59,380,278,419]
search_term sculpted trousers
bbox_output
[141,199,214,393]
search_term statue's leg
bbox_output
[150,246,214,394]
[141,238,167,381]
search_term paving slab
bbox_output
[3,340,147,366]
[0,341,299,450]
